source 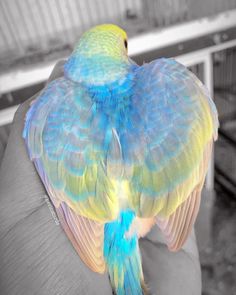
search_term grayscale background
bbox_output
[0,1,235,294]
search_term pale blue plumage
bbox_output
[23,24,218,295]
[104,210,143,295]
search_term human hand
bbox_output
[0,62,113,295]
[0,61,201,295]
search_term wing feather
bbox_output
[127,58,218,216]
[126,58,218,247]
[156,141,212,250]
[33,157,106,273]
[23,57,218,266]
[23,77,120,273]
[24,77,119,222]
[58,202,106,273]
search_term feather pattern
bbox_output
[23,31,218,294]
[104,210,144,295]
[156,141,212,250]
[126,58,218,220]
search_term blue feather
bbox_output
[104,210,144,295]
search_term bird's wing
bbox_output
[23,77,122,272]
[125,58,218,250]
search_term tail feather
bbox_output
[104,210,146,295]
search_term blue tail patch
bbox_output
[104,210,144,295]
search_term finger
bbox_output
[0,58,68,225]
[0,88,112,295]
[0,124,11,163]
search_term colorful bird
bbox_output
[23,24,218,295]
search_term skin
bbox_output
[0,61,201,295]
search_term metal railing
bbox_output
[213,47,236,197]
[1,0,236,68]
[1,1,236,192]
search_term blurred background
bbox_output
[0,1,235,294]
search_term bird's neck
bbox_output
[64,53,132,87]
[87,68,136,105]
